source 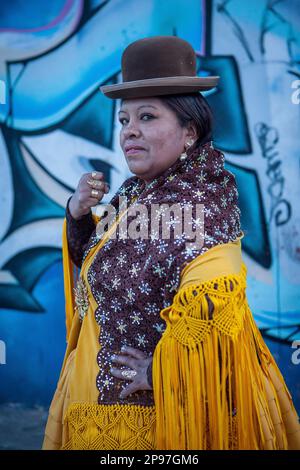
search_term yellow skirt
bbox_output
[42,337,300,450]
[42,348,156,450]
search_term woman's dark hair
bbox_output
[158,92,213,146]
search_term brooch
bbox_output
[73,277,89,321]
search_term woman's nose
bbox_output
[122,120,141,137]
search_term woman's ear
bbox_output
[185,122,198,142]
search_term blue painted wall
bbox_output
[0,0,299,412]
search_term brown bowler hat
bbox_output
[100,35,219,99]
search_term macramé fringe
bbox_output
[153,264,300,450]
[61,403,156,450]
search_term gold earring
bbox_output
[179,140,194,161]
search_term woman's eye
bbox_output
[119,114,153,125]
[141,114,153,121]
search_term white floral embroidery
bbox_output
[221,176,230,188]
[145,302,159,315]
[136,333,148,347]
[197,171,206,183]
[111,298,122,312]
[204,207,213,217]
[112,277,121,289]
[152,263,166,278]
[165,253,175,269]
[95,309,109,325]
[122,288,136,304]
[153,323,166,334]
[221,195,228,208]
[193,189,204,198]
[129,263,141,277]
[116,319,127,334]
[135,239,146,254]
[101,260,111,274]
[95,291,105,304]
[130,311,142,325]
[116,252,127,267]
[138,281,152,295]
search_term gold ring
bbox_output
[121,369,137,380]
[88,179,103,189]
[91,189,99,198]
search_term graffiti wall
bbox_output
[0,0,299,411]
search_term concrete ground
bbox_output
[0,403,48,450]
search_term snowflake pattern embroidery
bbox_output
[174,233,186,246]
[95,309,109,325]
[101,260,111,274]
[152,263,166,278]
[101,330,114,347]
[135,239,146,254]
[153,323,166,334]
[193,189,205,199]
[145,302,159,316]
[193,216,204,228]
[138,281,152,295]
[116,253,127,267]
[129,263,141,277]
[94,291,105,304]
[165,254,175,269]
[101,375,114,391]
[223,220,229,233]
[221,195,228,208]
[111,298,122,312]
[155,239,169,254]
[221,176,230,188]
[122,288,136,305]
[197,170,206,183]
[184,246,200,258]
[116,319,127,334]
[102,239,113,252]
[197,152,207,163]
[179,180,191,190]
[136,334,148,347]
[112,277,121,289]
[130,311,142,325]
[204,207,213,218]
[143,255,152,271]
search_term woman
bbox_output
[43,36,300,450]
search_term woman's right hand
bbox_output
[68,171,110,220]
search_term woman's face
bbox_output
[119,97,197,183]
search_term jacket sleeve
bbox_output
[65,197,97,269]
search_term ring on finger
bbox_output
[87,179,103,189]
[91,189,100,198]
[121,369,137,380]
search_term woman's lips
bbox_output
[126,148,145,155]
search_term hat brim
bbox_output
[99,76,219,99]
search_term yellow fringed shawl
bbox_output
[152,242,300,450]
[43,215,300,450]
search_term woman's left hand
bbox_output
[110,346,153,399]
